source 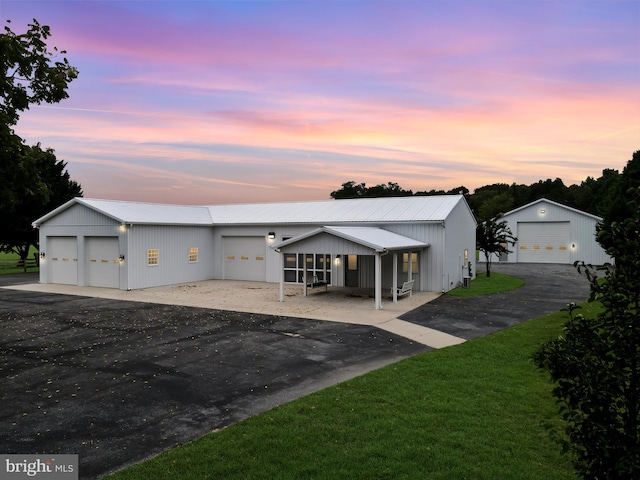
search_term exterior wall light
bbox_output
[268,232,276,240]
[119,254,125,262]
[540,209,546,214]
[40,252,45,259]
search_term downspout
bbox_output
[441,220,446,293]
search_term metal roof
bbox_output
[206,195,465,224]
[273,226,430,253]
[33,198,213,226]
[34,195,467,227]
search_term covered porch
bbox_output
[273,226,430,310]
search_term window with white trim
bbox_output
[283,253,331,284]
[147,249,159,266]
[402,252,418,273]
[188,247,198,263]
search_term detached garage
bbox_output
[497,198,611,265]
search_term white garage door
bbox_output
[517,222,570,263]
[86,237,120,288]
[223,237,266,281]
[48,237,78,285]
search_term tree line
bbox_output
[331,151,639,224]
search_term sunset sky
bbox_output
[2,0,638,205]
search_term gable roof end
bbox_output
[33,198,213,227]
[500,198,603,221]
[273,226,430,253]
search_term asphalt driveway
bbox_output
[0,286,428,479]
[400,262,591,339]
[0,263,592,479]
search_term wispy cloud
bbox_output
[5,0,639,204]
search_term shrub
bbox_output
[534,187,640,479]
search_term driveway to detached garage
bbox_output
[400,262,591,339]
[0,263,591,479]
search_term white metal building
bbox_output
[496,198,610,265]
[33,195,477,306]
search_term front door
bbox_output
[345,254,359,287]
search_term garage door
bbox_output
[223,237,266,281]
[517,222,570,263]
[48,237,78,285]
[86,237,120,288]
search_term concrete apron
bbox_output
[5,282,466,349]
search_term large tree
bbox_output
[0,19,80,261]
[0,144,82,264]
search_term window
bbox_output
[147,249,159,266]
[402,252,418,273]
[283,253,331,284]
[188,247,198,263]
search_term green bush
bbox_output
[534,188,640,479]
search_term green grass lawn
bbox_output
[0,247,39,274]
[107,302,600,479]
[447,270,524,297]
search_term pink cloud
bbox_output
[5,0,637,204]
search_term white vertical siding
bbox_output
[387,199,476,293]
[568,214,610,265]
[385,223,445,292]
[442,199,477,291]
[126,225,215,289]
[43,203,117,226]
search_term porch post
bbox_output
[392,252,398,303]
[375,252,382,310]
[303,253,308,297]
[279,251,285,302]
[407,251,413,297]
[323,254,327,285]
